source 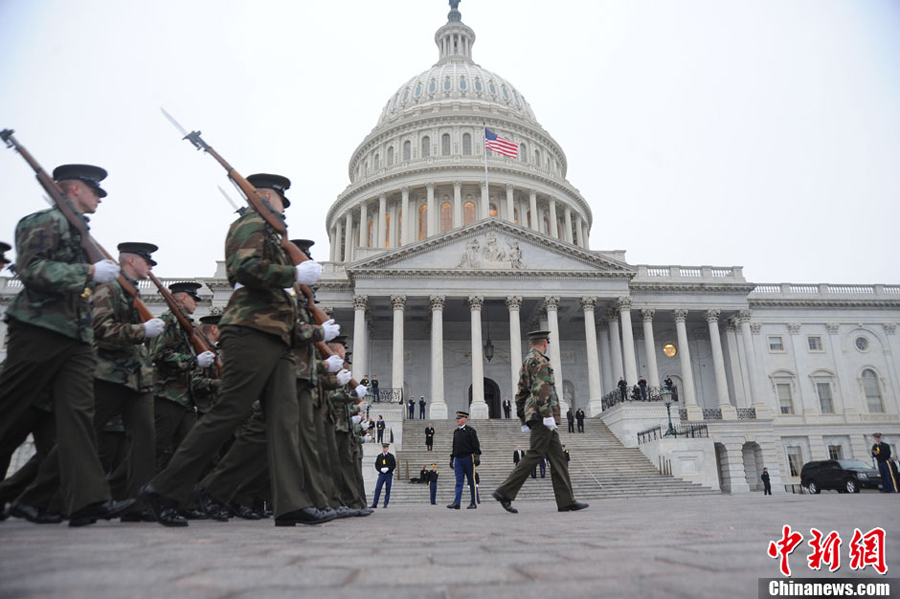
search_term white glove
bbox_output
[91,259,120,283]
[351,415,362,425]
[142,318,165,338]
[197,351,216,368]
[358,400,369,411]
[355,385,367,399]
[325,354,344,373]
[380,467,388,474]
[364,433,372,442]
[521,425,531,434]
[336,369,352,385]
[294,260,322,285]
[361,421,370,431]
[321,319,340,342]
[542,416,558,430]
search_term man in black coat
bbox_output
[407,398,415,419]
[575,408,585,433]
[872,433,896,493]
[375,416,385,444]
[425,423,435,451]
[370,443,396,508]
[503,398,512,419]
[761,467,772,495]
[513,445,524,466]
[617,377,628,401]
[447,411,481,509]
[566,408,575,433]
[419,396,426,419]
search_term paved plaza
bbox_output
[0,493,897,599]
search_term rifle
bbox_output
[1,128,153,321]
[161,110,355,382]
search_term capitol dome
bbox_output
[326,1,592,263]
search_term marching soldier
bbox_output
[492,330,589,515]
[0,164,135,525]
[191,312,222,418]
[141,172,335,526]
[151,281,215,471]
[447,410,481,509]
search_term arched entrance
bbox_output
[742,442,764,492]
[468,378,502,418]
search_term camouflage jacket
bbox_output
[292,303,324,382]
[219,211,296,345]
[91,278,153,392]
[151,310,197,407]
[515,348,561,426]
[327,385,357,433]
[6,207,94,343]
[191,365,219,414]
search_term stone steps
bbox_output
[383,418,717,505]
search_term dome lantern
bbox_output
[435,0,475,65]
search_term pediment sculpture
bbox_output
[457,232,524,269]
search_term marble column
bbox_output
[359,202,368,248]
[343,213,353,262]
[607,308,624,385]
[564,207,573,244]
[706,309,735,418]
[549,198,559,238]
[429,295,448,419]
[582,297,603,415]
[453,181,462,229]
[544,296,567,414]
[674,309,700,418]
[351,295,368,381]
[400,187,410,246]
[329,225,337,262]
[618,298,638,385]
[529,190,539,231]
[377,194,387,249]
[641,309,660,389]
[598,319,613,394]
[739,309,767,416]
[506,295,523,400]
[575,214,584,247]
[468,295,488,419]
[426,182,436,237]
[506,185,515,225]
[391,295,406,398]
[724,318,747,408]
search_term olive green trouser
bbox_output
[494,422,575,509]
[150,326,311,518]
[336,431,364,508]
[154,397,195,473]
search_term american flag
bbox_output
[484,128,518,158]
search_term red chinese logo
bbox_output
[768,525,804,576]
[849,528,887,575]
[768,526,888,576]
[808,528,842,572]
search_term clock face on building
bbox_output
[663,343,677,357]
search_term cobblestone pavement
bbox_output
[1,493,898,599]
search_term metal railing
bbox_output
[601,385,679,410]
[637,423,709,445]
[372,388,403,404]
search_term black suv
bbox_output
[800,460,881,494]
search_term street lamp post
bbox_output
[661,388,676,436]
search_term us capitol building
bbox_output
[2,2,898,494]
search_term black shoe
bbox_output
[467,504,477,509]
[139,484,188,527]
[492,491,518,514]
[120,509,156,523]
[194,485,230,522]
[333,506,358,519]
[446,503,460,509]
[7,501,63,524]
[356,508,373,517]
[557,501,589,512]
[228,502,262,520]
[0,508,7,521]
[69,498,137,527]
[369,504,378,509]
[179,508,211,520]
[274,507,337,526]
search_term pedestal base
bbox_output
[588,398,604,418]
[468,401,489,420]
[429,402,448,420]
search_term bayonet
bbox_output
[218,185,246,216]
[160,107,210,152]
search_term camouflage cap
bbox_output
[168,281,202,301]
[52,164,108,198]
[117,242,158,266]
[247,173,291,208]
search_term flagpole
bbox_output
[482,122,489,218]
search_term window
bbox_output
[816,381,834,413]
[374,153,380,169]
[514,208,520,225]
[441,133,451,156]
[474,78,482,92]
[403,140,411,161]
[534,149,541,166]
[862,369,884,413]
[464,201,476,225]
[387,147,394,166]
[440,202,452,233]
[429,79,436,93]
[520,142,527,162]
[384,214,390,248]
[421,136,430,158]
[786,447,803,478]
[777,383,794,415]
[414,82,422,98]
[443,77,451,91]
[418,205,427,240]
[367,219,374,246]
[768,336,784,352]
[462,133,472,155]
[526,210,532,228]
[397,210,402,245]
[855,336,869,352]
[459,76,466,90]
[807,336,823,352]
[663,343,677,358]
[489,203,498,217]
[827,445,844,460]
[542,216,550,234]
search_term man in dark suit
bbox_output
[427,464,439,505]
[425,423,435,451]
[407,398,415,419]
[447,411,481,509]
[566,408,575,433]
[513,445,525,466]
[503,398,512,419]
[375,416,385,444]
[419,396,426,419]
[575,408,585,433]
[371,443,396,508]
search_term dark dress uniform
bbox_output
[371,447,396,508]
[427,467,439,504]
[872,438,896,492]
[576,408,585,433]
[425,425,435,451]
[761,469,772,495]
[448,412,481,508]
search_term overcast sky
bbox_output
[2,0,898,285]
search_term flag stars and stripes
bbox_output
[484,128,518,158]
